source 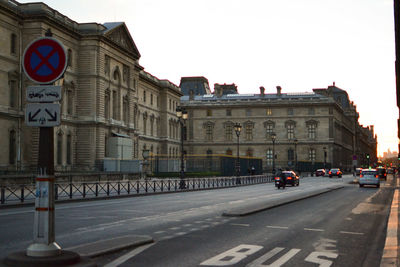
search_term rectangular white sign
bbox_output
[26,85,62,102]
[25,103,60,127]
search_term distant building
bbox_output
[180,80,377,172]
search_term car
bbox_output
[329,168,342,178]
[359,169,380,188]
[355,168,362,176]
[281,170,300,186]
[315,169,326,177]
[376,167,387,180]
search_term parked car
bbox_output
[315,169,326,177]
[329,168,342,178]
[359,169,380,188]
[376,167,387,180]
[281,170,300,186]
[355,168,362,176]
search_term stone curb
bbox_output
[65,235,154,258]
[222,185,345,217]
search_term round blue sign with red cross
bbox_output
[23,37,67,84]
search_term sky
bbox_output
[19,0,397,156]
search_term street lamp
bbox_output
[271,132,276,175]
[323,147,327,170]
[234,123,242,184]
[294,138,298,172]
[176,106,188,189]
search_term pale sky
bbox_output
[19,0,397,156]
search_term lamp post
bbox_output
[294,138,298,172]
[271,132,276,175]
[234,123,242,184]
[176,106,188,189]
[323,147,327,170]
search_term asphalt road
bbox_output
[0,175,394,267]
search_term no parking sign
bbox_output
[22,37,67,84]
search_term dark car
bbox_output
[329,168,342,178]
[376,167,387,180]
[355,168,362,176]
[282,171,299,186]
[315,169,326,177]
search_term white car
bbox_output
[359,169,380,188]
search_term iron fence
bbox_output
[0,175,273,206]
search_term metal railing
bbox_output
[0,175,273,205]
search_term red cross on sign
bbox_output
[23,37,67,84]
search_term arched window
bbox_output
[57,132,63,165]
[9,130,16,165]
[105,89,110,119]
[67,134,72,165]
[123,95,129,124]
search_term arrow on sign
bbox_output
[45,109,57,122]
[29,109,41,122]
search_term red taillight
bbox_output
[375,175,379,178]
[384,173,387,177]
[287,177,292,180]
[360,174,363,178]
[329,171,332,174]
[275,177,280,180]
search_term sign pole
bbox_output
[26,29,61,257]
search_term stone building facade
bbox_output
[0,0,182,173]
[180,78,377,172]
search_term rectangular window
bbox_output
[288,108,294,115]
[266,108,272,116]
[151,94,153,105]
[309,149,316,161]
[266,124,274,135]
[308,124,316,139]
[9,130,16,165]
[245,124,253,141]
[288,149,294,161]
[143,90,146,103]
[206,125,213,140]
[169,99,171,110]
[266,149,273,166]
[67,135,72,165]
[308,107,315,115]
[207,109,212,116]
[226,109,231,116]
[57,134,62,165]
[225,124,233,141]
[9,80,16,108]
[287,124,295,139]
[112,91,118,119]
[10,34,16,54]
[246,109,252,116]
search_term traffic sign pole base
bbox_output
[3,250,97,267]
[26,242,61,257]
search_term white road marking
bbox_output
[183,224,193,227]
[103,243,154,267]
[340,231,364,235]
[159,235,173,241]
[267,226,289,229]
[201,225,210,228]
[304,228,325,232]
[153,231,165,234]
[305,251,338,267]
[175,232,187,236]
[246,247,284,267]
[195,221,204,224]
[190,228,200,231]
[231,223,250,227]
[169,227,180,230]
[200,244,263,266]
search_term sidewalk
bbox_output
[380,175,399,267]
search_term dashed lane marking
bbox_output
[231,223,250,227]
[153,231,165,234]
[304,228,325,232]
[340,231,364,235]
[267,226,289,229]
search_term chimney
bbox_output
[214,84,223,97]
[260,86,265,97]
[276,86,282,96]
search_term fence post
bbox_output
[168,180,171,191]
[118,182,121,195]
[21,185,24,203]
[55,184,58,200]
[1,186,5,204]
[136,180,139,193]
[161,180,164,192]
[127,182,130,194]
[107,182,110,196]
[69,182,73,199]
[145,180,148,193]
[153,181,156,192]
[83,183,86,198]
[96,183,98,197]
